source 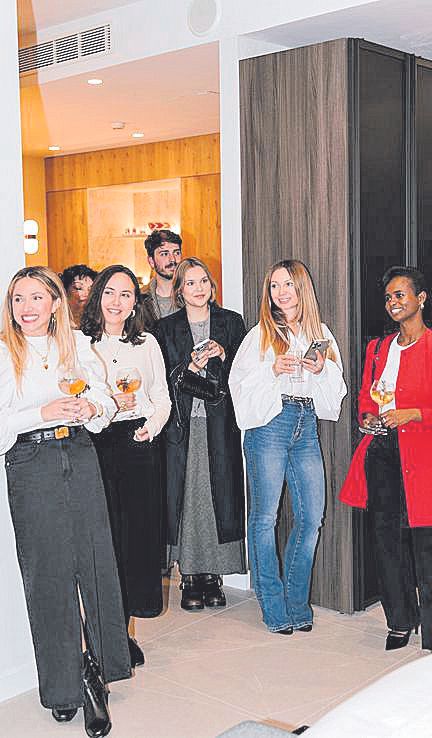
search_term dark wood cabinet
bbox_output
[240,38,432,612]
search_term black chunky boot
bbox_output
[200,574,226,608]
[51,707,78,722]
[180,574,204,611]
[83,651,111,738]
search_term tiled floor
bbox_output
[0,571,426,738]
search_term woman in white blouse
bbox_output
[0,266,130,735]
[81,265,171,669]
[229,260,346,634]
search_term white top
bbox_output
[229,323,347,430]
[379,334,415,411]
[0,331,116,456]
[91,332,171,441]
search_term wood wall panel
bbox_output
[181,174,222,301]
[240,40,354,613]
[45,134,220,192]
[46,189,88,274]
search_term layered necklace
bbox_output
[29,337,51,370]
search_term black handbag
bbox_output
[175,366,225,404]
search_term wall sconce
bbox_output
[24,219,39,255]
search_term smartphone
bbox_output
[193,338,211,355]
[303,339,330,360]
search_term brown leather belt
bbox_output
[17,426,83,443]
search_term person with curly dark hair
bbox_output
[60,264,97,325]
[142,229,182,323]
[81,265,171,667]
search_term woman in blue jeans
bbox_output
[229,260,346,634]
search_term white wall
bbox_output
[0,0,38,704]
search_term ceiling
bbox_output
[17,0,135,36]
[18,0,432,158]
[20,43,220,156]
[247,0,432,60]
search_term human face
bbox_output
[101,272,136,335]
[384,276,426,325]
[68,276,93,308]
[12,277,59,337]
[181,266,212,309]
[270,267,299,322]
[148,242,182,281]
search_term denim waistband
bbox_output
[281,395,314,407]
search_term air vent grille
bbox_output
[19,24,111,75]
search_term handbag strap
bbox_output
[371,337,384,382]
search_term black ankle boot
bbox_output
[180,575,204,611]
[83,651,111,738]
[128,636,145,668]
[200,574,226,607]
[385,629,411,651]
[52,707,78,722]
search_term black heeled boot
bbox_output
[83,651,111,738]
[52,707,78,722]
[180,575,204,611]
[128,636,145,668]
[200,574,226,608]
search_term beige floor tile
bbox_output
[0,576,424,737]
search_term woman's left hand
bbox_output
[76,398,97,421]
[302,350,325,375]
[381,408,422,429]
[206,340,226,362]
[134,425,150,442]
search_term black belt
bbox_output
[282,395,314,407]
[17,426,83,443]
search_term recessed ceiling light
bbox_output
[48,145,61,151]
[87,78,103,86]
[132,132,144,138]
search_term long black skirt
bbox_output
[90,418,163,619]
[5,428,131,710]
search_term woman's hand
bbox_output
[134,426,150,442]
[381,408,422,429]
[206,340,225,361]
[113,392,137,412]
[272,354,301,377]
[41,397,82,422]
[302,350,325,375]
[362,412,381,430]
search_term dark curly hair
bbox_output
[81,265,150,345]
[144,229,182,258]
[60,264,98,291]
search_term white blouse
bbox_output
[0,331,116,456]
[90,332,171,441]
[229,323,347,430]
[379,334,415,411]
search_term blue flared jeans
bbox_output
[244,399,325,632]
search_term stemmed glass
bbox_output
[115,367,142,418]
[361,379,395,435]
[58,366,89,425]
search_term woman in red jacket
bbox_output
[340,265,432,651]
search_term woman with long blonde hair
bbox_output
[0,266,130,737]
[229,260,346,634]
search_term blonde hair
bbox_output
[259,260,336,361]
[1,266,77,387]
[172,257,217,309]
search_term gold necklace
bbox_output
[29,339,51,370]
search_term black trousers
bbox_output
[5,428,131,709]
[90,418,163,620]
[365,431,432,649]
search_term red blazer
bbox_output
[340,328,432,527]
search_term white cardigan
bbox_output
[229,323,347,431]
